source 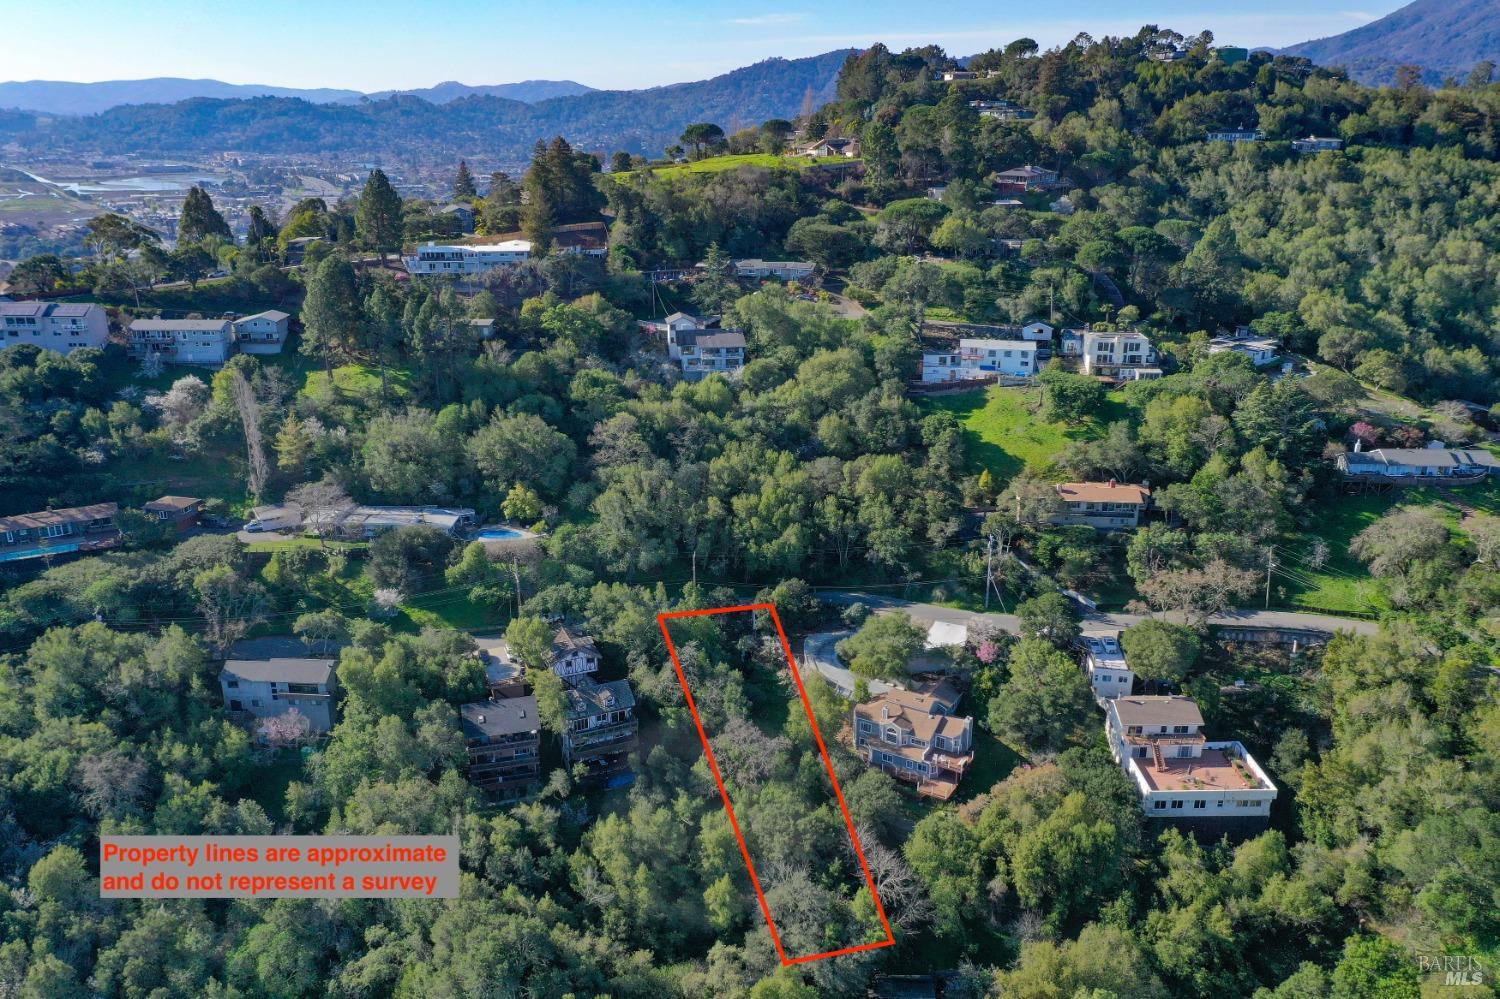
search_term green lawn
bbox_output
[919,386,1127,483]
[619,154,830,177]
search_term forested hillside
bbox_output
[2,24,1500,999]
[1282,0,1500,85]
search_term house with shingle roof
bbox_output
[853,687,973,800]
[219,657,337,732]
[1051,481,1151,529]
[1,301,108,355]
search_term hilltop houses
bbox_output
[1051,481,1151,530]
[733,259,816,281]
[852,684,974,800]
[233,310,290,354]
[645,312,748,380]
[804,136,860,158]
[301,505,477,540]
[143,495,204,532]
[993,164,1061,193]
[1208,328,1280,366]
[1,302,108,355]
[1104,695,1277,825]
[547,627,602,681]
[402,240,533,277]
[1292,135,1343,153]
[1207,128,1264,143]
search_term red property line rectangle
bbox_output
[657,602,896,966]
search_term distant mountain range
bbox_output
[0,53,850,167]
[1281,0,1500,85]
[0,77,596,115]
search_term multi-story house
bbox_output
[852,684,973,800]
[920,338,1039,383]
[461,696,541,800]
[233,310,290,354]
[127,318,236,366]
[0,503,120,564]
[1,302,109,355]
[548,627,601,682]
[671,328,746,381]
[1104,696,1276,824]
[1051,481,1151,530]
[301,505,476,540]
[1081,329,1159,379]
[219,657,337,733]
[1081,632,1134,698]
[402,240,532,277]
[993,164,1061,193]
[562,678,638,783]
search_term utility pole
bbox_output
[984,535,994,610]
[691,548,698,586]
[1264,548,1275,609]
[512,557,522,618]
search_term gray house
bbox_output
[233,310,290,354]
[219,657,337,733]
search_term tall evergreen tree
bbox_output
[355,169,403,263]
[300,255,364,377]
[453,160,477,200]
[177,186,232,245]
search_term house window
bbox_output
[1193,800,1206,809]
[1170,800,1184,809]
[1172,725,1189,734]
[1176,747,1192,758]
[1153,800,1166,810]
[226,680,239,689]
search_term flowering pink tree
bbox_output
[975,640,1000,665]
[258,708,312,747]
[1349,421,1380,448]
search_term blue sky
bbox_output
[6,0,1401,91]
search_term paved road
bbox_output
[821,591,1378,637]
[802,592,1378,698]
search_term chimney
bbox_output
[519,709,526,718]
[1354,439,1362,452]
[1108,478,1117,488]
[476,714,486,724]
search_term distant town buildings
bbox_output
[0,302,108,355]
[1105,695,1277,824]
[1052,481,1151,530]
[219,657,337,734]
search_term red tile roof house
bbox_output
[852,685,973,800]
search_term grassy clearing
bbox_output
[620,154,828,178]
[919,386,1126,483]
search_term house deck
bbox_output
[1137,749,1262,792]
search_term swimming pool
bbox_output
[476,527,526,541]
[0,541,83,562]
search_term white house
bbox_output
[1292,135,1343,153]
[233,310,290,354]
[1081,329,1157,378]
[1104,696,1277,823]
[804,136,859,158]
[1081,632,1134,698]
[402,240,532,277]
[733,259,816,281]
[127,318,236,366]
[1207,329,1280,366]
[1,302,109,355]
[549,627,602,682]
[1207,128,1265,143]
[219,657,336,733]
[302,505,476,539]
[921,338,1039,383]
